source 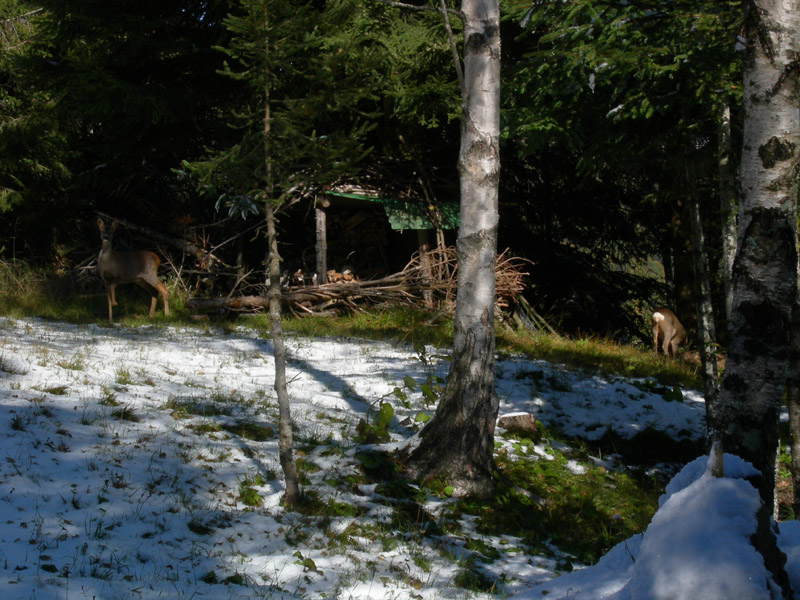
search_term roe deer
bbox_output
[651,307,685,358]
[97,218,169,323]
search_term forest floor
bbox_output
[0,316,795,599]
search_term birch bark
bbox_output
[405,0,501,498]
[713,1,800,594]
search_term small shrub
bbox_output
[355,401,394,443]
[110,406,139,422]
[221,421,274,441]
[115,368,133,386]
[10,414,25,431]
[453,555,499,594]
[199,571,218,584]
[57,354,86,371]
[238,475,265,507]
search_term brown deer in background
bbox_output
[651,307,685,358]
[97,218,169,323]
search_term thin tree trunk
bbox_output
[417,230,434,308]
[267,203,299,506]
[263,13,298,506]
[405,0,501,498]
[315,200,327,286]
[718,103,738,327]
[685,157,719,436]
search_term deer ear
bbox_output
[97,217,104,229]
[111,220,119,232]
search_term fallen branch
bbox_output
[186,247,531,317]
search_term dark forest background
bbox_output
[0,0,744,342]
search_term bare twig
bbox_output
[438,0,465,94]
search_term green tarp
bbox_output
[326,191,459,231]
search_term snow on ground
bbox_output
[0,317,796,599]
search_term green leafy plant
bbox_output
[356,401,394,444]
[238,475,265,507]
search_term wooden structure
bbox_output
[185,246,530,317]
[308,186,460,292]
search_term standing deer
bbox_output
[97,218,169,323]
[651,307,686,358]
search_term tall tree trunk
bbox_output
[405,0,501,498]
[713,1,800,595]
[263,12,298,506]
[718,102,738,328]
[685,156,719,435]
[788,288,800,519]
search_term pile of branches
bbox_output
[185,246,530,317]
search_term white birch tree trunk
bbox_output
[405,0,501,498]
[718,103,738,325]
[713,1,800,594]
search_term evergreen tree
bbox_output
[185,0,386,504]
[0,2,70,258]
[502,0,742,336]
[30,0,234,220]
[186,0,378,213]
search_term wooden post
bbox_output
[315,197,329,286]
[417,229,433,308]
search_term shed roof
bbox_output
[325,191,459,231]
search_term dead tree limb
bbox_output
[185,246,531,317]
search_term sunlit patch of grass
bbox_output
[115,367,133,385]
[162,395,233,419]
[99,391,121,406]
[451,434,660,566]
[221,421,275,441]
[57,353,86,371]
[283,306,454,349]
[189,421,222,435]
[36,384,69,396]
[496,327,700,389]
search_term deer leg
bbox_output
[669,334,680,358]
[136,281,157,318]
[106,285,115,322]
[661,330,671,356]
[153,281,169,316]
[140,277,169,317]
